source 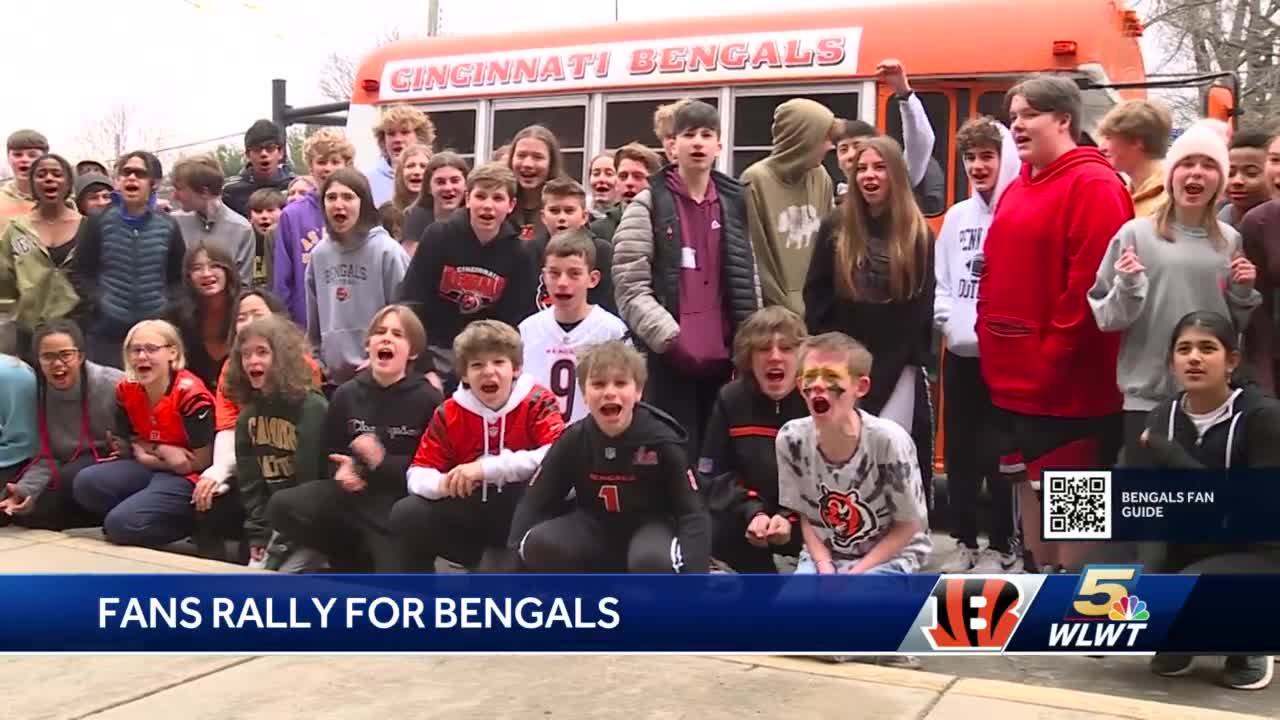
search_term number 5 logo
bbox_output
[1069,565,1141,619]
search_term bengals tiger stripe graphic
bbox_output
[923,577,1024,650]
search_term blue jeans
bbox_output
[795,550,912,575]
[73,460,195,547]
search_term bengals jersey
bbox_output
[518,306,628,423]
[507,402,710,572]
[116,369,215,482]
[407,374,565,499]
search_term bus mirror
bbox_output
[1204,86,1235,124]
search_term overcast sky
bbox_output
[2,0,1176,165]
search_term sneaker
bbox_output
[1222,655,1274,690]
[938,544,977,573]
[1150,654,1195,677]
[972,548,1021,574]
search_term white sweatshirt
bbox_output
[933,124,1021,357]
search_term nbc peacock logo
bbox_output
[1108,595,1150,622]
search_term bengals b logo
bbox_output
[923,577,1023,651]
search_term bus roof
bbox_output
[353,0,1145,105]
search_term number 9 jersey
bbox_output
[518,305,629,424]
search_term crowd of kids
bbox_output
[1,57,1279,689]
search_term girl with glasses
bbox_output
[71,319,215,547]
[0,321,123,529]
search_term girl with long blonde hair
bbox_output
[804,135,936,497]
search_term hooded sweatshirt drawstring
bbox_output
[480,413,509,503]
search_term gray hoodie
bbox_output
[17,361,124,501]
[305,225,409,384]
[1088,217,1261,412]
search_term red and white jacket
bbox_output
[406,374,564,501]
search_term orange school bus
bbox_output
[347,0,1149,218]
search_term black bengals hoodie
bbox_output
[398,209,538,354]
[508,402,711,573]
[325,369,443,500]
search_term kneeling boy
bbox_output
[508,341,711,574]
[778,333,930,574]
[392,320,564,572]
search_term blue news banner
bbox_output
[0,569,1276,654]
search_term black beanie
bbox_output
[245,119,284,149]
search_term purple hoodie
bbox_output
[273,191,325,325]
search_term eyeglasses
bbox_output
[251,143,282,154]
[126,343,172,357]
[118,167,149,179]
[38,349,80,365]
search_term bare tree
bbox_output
[1145,0,1280,124]
[78,104,169,164]
[318,29,405,102]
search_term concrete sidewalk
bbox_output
[0,527,1272,720]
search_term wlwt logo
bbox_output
[1048,565,1150,650]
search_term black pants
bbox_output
[267,481,405,572]
[1119,410,1150,465]
[710,504,801,573]
[943,353,1014,552]
[644,353,730,460]
[192,482,247,562]
[519,509,683,573]
[5,456,101,530]
[389,487,525,572]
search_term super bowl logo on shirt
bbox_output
[439,265,507,315]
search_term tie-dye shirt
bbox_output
[776,410,931,570]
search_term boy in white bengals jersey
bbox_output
[519,228,628,423]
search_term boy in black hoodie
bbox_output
[699,307,808,573]
[399,163,538,383]
[509,340,711,574]
[266,305,442,572]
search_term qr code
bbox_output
[1042,471,1112,540]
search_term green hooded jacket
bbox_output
[740,99,835,316]
[0,215,81,333]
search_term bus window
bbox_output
[731,91,859,184]
[424,109,478,161]
[978,91,1007,124]
[604,97,718,157]
[884,91,951,216]
[493,104,587,181]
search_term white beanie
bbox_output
[1164,123,1230,201]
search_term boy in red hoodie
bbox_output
[975,75,1133,572]
[391,320,564,572]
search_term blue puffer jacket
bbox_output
[71,194,186,336]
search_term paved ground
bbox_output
[0,526,1274,720]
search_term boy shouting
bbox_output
[509,340,710,574]
[778,333,930,575]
